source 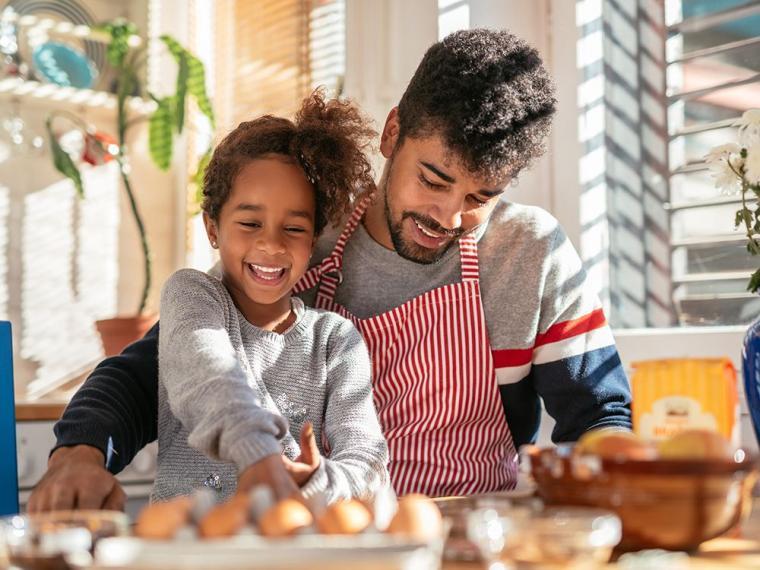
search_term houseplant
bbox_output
[704,109,760,447]
[45,20,214,354]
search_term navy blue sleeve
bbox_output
[52,323,160,474]
[534,344,632,442]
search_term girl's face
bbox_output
[204,156,316,318]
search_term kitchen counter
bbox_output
[15,401,67,421]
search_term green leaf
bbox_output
[175,52,189,134]
[189,146,213,215]
[741,208,752,227]
[99,20,139,69]
[193,146,212,196]
[735,209,745,228]
[160,35,215,127]
[747,268,760,294]
[149,96,175,171]
[45,119,84,197]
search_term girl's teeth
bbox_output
[249,264,285,280]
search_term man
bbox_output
[29,29,631,511]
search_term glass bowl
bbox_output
[0,510,129,570]
[467,505,621,569]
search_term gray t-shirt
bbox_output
[155,269,389,503]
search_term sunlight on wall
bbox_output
[18,165,120,399]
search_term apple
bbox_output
[657,429,735,460]
[575,429,656,460]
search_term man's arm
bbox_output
[531,225,632,442]
[28,322,160,512]
[52,323,161,473]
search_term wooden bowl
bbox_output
[525,445,758,551]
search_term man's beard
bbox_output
[383,180,463,265]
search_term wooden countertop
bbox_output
[15,401,67,421]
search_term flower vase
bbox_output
[743,315,760,447]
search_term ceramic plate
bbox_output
[32,41,98,88]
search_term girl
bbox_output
[153,91,388,503]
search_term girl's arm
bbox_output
[301,319,389,502]
[159,269,288,471]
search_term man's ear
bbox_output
[380,107,400,159]
[203,212,219,248]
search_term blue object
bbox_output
[32,41,98,89]
[743,315,760,449]
[0,321,19,515]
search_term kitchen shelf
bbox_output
[0,77,155,116]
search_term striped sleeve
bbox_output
[493,225,631,444]
[534,227,631,441]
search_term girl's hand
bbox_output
[238,454,301,500]
[283,422,321,486]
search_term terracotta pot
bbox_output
[95,314,158,356]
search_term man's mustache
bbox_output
[402,212,464,239]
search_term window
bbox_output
[667,0,760,325]
[213,0,345,131]
[577,0,760,327]
[187,0,346,271]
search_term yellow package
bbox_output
[631,358,739,444]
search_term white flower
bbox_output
[746,144,760,186]
[735,109,760,147]
[704,143,742,194]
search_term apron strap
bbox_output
[459,233,480,282]
[293,194,373,295]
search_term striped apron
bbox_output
[294,196,518,496]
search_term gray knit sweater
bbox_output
[153,268,389,503]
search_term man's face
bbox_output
[379,116,511,264]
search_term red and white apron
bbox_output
[294,196,518,496]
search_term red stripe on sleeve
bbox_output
[534,308,607,347]
[492,348,533,368]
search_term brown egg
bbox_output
[134,496,192,540]
[575,430,656,460]
[198,494,250,539]
[258,498,314,538]
[317,500,372,534]
[386,494,443,541]
[658,429,735,460]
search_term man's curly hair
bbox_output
[397,29,557,181]
[202,90,376,235]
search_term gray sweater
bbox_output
[153,269,388,503]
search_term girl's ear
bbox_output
[203,212,219,248]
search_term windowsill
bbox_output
[613,325,748,370]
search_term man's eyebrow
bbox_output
[420,161,455,184]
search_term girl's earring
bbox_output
[211,241,217,248]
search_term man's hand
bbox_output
[237,454,301,500]
[27,445,126,513]
[282,422,321,487]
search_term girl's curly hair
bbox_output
[202,90,376,234]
